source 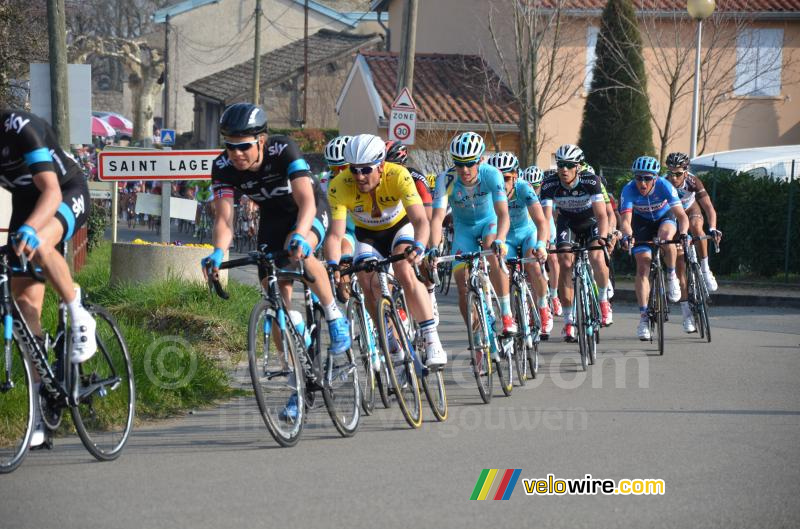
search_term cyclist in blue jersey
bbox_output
[619,156,689,340]
[488,153,552,338]
[428,132,517,335]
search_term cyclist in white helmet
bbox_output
[429,132,517,337]
[488,153,553,338]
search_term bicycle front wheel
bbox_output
[0,337,33,474]
[466,290,492,404]
[510,284,528,387]
[574,274,589,371]
[315,307,360,437]
[376,298,422,428]
[247,300,305,447]
[489,293,513,397]
[525,286,540,379]
[347,299,375,416]
[692,263,711,342]
[71,305,135,461]
[653,268,666,356]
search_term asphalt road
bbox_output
[3,292,799,529]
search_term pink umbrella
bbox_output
[101,113,133,135]
[91,116,117,137]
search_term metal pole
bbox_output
[689,19,703,159]
[712,160,718,203]
[302,0,308,126]
[253,0,262,104]
[46,0,70,149]
[163,14,170,130]
[111,182,118,243]
[785,159,796,281]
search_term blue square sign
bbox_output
[160,129,176,145]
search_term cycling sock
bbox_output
[549,287,558,298]
[499,295,511,316]
[680,301,691,317]
[323,300,343,321]
[420,319,439,344]
[700,257,711,272]
[563,305,574,324]
[667,267,676,276]
[598,286,608,302]
[639,306,648,318]
[538,296,549,309]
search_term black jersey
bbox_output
[211,135,325,216]
[539,171,605,223]
[0,110,84,195]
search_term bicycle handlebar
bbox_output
[207,248,315,300]
[1,245,49,282]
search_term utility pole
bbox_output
[302,0,308,127]
[253,0,263,104]
[395,0,418,97]
[46,0,70,149]
[163,14,170,129]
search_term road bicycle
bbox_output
[0,246,135,473]
[636,238,682,356]
[437,247,513,403]
[506,253,543,384]
[437,222,454,295]
[683,235,719,342]
[208,247,360,446]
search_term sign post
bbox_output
[388,87,417,145]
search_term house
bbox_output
[336,51,520,170]
[353,0,800,168]
[185,29,381,147]
[151,0,386,134]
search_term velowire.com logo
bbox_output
[470,469,522,501]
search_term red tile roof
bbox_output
[361,51,519,125]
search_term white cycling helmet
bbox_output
[449,131,485,163]
[487,151,519,173]
[344,134,386,165]
[324,135,352,166]
[555,144,585,163]
[521,165,544,185]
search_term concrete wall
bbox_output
[165,0,354,133]
[337,64,379,136]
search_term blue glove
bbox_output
[288,233,312,257]
[492,239,507,255]
[13,224,40,251]
[412,241,426,257]
[426,247,440,259]
[201,248,224,271]
[534,240,547,251]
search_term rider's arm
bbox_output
[406,203,429,250]
[211,192,235,251]
[620,211,633,239]
[606,201,617,232]
[528,202,549,246]
[662,179,688,235]
[592,200,608,240]
[488,167,509,240]
[289,176,316,239]
[396,168,427,248]
[618,185,634,238]
[694,178,718,232]
[324,218,346,265]
[428,170,449,248]
[28,170,63,232]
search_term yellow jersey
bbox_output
[328,162,422,231]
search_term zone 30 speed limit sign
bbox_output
[388,87,417,145]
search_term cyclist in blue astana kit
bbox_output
[488,153,553,338]
[201,103,350,355]
[321,135,357,265]
[540,144,612,342]
[428,132,518,335]
[1,110,97,448]
[618,156,689,341]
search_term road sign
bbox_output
[160,129,176,145]
[389,87,417,144]
[98,150,221,181]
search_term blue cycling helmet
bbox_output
[631,156,660,176]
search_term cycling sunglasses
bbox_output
[453,160,478,168]
[667,169,686,177]
[634,174,656,182]
[351,164,378,175]
[556,161,578,169]
[224,140,259,152]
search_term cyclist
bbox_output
[618,156,690,340]
[192,179,214,238]
[324,134,447,368]
[665,152,722,331]
[527,167,563,319]
[488,153,552,338]
[429,131,517,336]
[1,109,97,447]
[540,144,612,341]
[201,103,351,422]
[583,162,619,299]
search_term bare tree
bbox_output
[486,0,582,167]
[0,0,47,107]
[70,35,164,141]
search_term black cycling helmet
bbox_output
[666,152,690,169]
[219,103,268,137]
[385,140,408,165]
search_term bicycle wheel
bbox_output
[347,299,375,416]
[489,293,513,397]
[524,286,540,379]
[376,298,422,428]
[692,263,712,342]
[376,361,392,409]
[70,305,135,461]
[247,300,305,447]
[510,284,528,387]
[314,307,360,437]
[574,273,589,371]
[586,284,599,365]
[654,268,666,356]
[466,290,492,404]
[413,321,448,422]
[0,337,33,474]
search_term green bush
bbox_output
[86,201,109,252]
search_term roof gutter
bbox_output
[544,8,800,21]
[378,118,519,133]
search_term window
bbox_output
[735,28,783,97]
[585,26,600,93]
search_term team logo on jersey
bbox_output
[268,143,288,157]
[3,113,30,134]
[215,156,231,169]
[379,195,397,204]
[71,195,85,217]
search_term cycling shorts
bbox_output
[507,227,536,260]
[256,201,329,277]
[555,216,600,247]
[354,216,415,262]
[632,212,677,256]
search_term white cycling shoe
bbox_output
[667,274,681,303]
[425,342,447,369]
[637,319,651,341]
[703,269,718,292]
[70,308,97,364]
[683,315,697,333]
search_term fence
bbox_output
[598,159,800,281]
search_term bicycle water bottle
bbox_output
[288,310,312,349]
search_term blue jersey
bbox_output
[619,177,682,222]
[432,163,506,225]
[508,179,538,237]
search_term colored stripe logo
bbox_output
[470,469,522,500]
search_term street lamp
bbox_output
[688,0,716,159]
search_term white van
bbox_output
[690,145,800,182]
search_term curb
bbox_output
[612,288,800,309]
